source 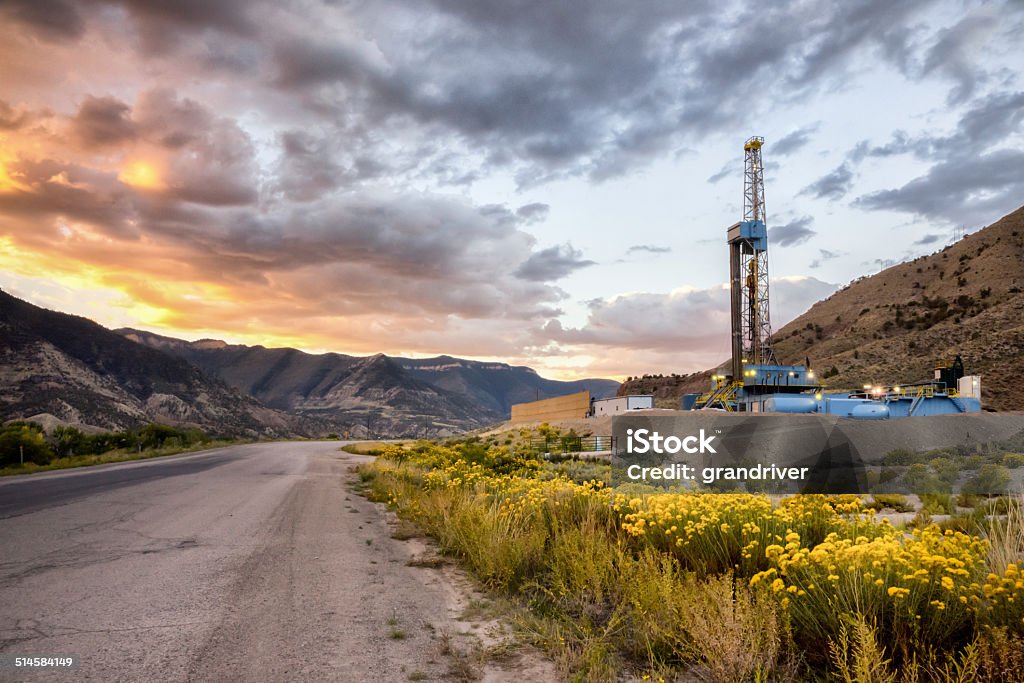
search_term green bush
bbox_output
[867,493,914,513]
[929,457,961,487]
[49,425,86,457]
[920,492,955,515]
[0,422,53,466]
[901,464,949,495]
[1002,453,1024,469]
[883,447,916,466]
[963,464,1012,496]
[963,454,984,471]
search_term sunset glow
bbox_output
[0,2,1021,379]
[118,161,162,190]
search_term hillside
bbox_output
[397,356,618,415]
[620,205,1024,410]
[118,330,618,436]
[772,205,1024,410]
[0,290,313,436]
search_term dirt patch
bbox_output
[386,517,557,681]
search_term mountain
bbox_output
[619,205,1024,411]
[396,356,618,415]
[770,205,1024,410]
[0,290,314,436]
[116,331,618,436]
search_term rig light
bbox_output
[814,392,822,400]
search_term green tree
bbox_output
[50,425,86,457]
[0,423,53,467]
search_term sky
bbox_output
[1,0,1022,381]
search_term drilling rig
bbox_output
[685,137,982,416]
[731,136,777,377]
[689,136,819,412]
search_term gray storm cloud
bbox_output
[0,0,1020,369]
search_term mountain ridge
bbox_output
[0,289,317,437]
[117,328,618,434]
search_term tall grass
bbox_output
[359,443,1024,681]
[987,493,1024,574]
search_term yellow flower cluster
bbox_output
[619,492,890,575]
[375,440,1024,641]
[978,563,1024,632]
[750,523,1010,643]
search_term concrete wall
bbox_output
[511,391,591,423]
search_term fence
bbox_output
[524,435,615,456]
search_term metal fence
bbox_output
[525,435,615,456]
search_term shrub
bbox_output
[867,494,914,513]
[0,422,53,466]
[902,464,948,495]
[1001,453,1024,469]
[963,465,1012,495]
[882,448,915,466]
[361,439,1024,680]
[921,493,956,515]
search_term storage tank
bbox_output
[851,403,890,420]
[763,396,818,413]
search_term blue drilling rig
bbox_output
[684,137,981,418]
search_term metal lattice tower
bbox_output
[743,137,766,223]
[729,136,777,375]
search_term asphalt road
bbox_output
[0,442,475,682]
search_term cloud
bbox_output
[771,124,819,156]
[3,1,1001,191]
[855,148,1024,226]
[69,95,137,148]
[0,0,85,41]
[546,276,837,364]
[707,162,733,184]
[0,100,43,130]
[809,249,842,269]
[914,233,943,246]
[921,12,997,105]
[801,163,854,200]
[626,244,671,255]
[769,216,816,247]
[515,202,550,224]
[0,0,1019,371]
[515,244,595,281]
[0,87,598,350]
[843,89,1024,227]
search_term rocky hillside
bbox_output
[115,331,497,437]
[772,205,1024,410]
[619,205,1024,411]
[118,331,618,437]
[397,356,617,415]
[0,290,313,436]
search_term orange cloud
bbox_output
[118,160,163,190]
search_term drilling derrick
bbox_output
[728,136,777,380]
[683,135,982,416]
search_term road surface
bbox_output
[0,442,532,682]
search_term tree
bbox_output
[50,425,86,458]
[0,423,53,467]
